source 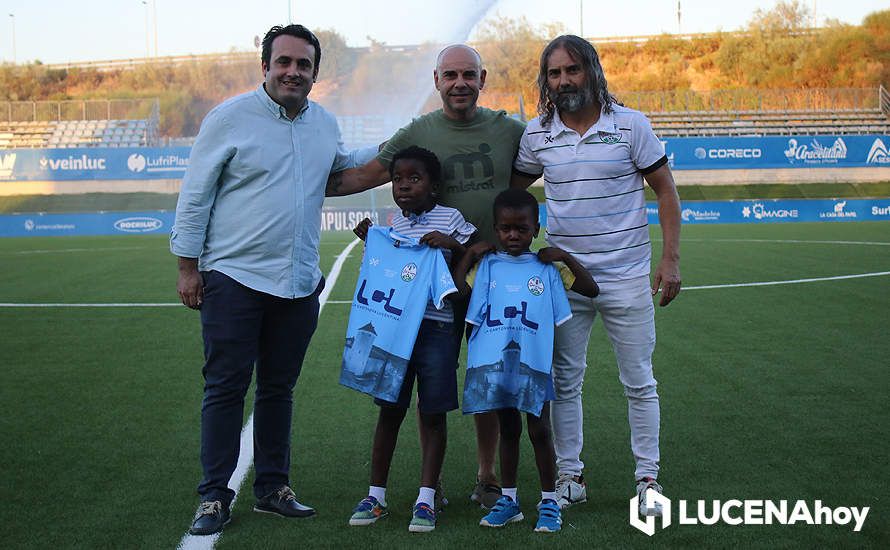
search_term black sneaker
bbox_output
[254,485,316,518]
[188,500,231,536]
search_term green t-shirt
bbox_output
[377,107,526,244]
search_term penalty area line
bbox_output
[176,238,361,550]
[0,302,180,307]
[684,270,890,291]
[1,270,887,309]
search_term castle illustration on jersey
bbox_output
[463,338,551,415]
[340,321,408,402]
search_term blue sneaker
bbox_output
[534,499,562,533]
[349,496,388,526]
[408,502,436,533]
[480,495,524,527]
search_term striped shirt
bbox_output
[389,204,476,321]
[514,105,667,282]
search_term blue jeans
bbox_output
[197,270,322,502]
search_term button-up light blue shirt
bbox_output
[171,85,376,298]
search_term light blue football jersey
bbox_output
[463,252,572,416]
[340,226,457,402]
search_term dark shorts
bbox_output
[375,319,459,414]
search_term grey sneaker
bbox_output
[435,477,448,513]
[636,477,664,517]
[555,473,587,509]
[470,478,502,509]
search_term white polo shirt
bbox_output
[514,104,667,283]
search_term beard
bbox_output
[548,85,594,113]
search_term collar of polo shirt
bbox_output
[550,105,617,140]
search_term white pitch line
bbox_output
[676,238,890,247]
[326,271,890,298]
[0,302,180,307]
[683,270,890,291]
[2,269,889,309]
[317,239,362,316]
[176,238,361,550]
[3,246,151,255]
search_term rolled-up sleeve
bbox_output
[170,110,235,258]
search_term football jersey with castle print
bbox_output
[463,252,572,416]
[340,226,457,402]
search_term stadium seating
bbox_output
[649,108,890,137]
[0,121,55,149]
[336,115,403,149]
[2,109,886,149]
[0,119,154,149]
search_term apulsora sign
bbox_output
[630,489,870,537]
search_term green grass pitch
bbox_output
[1,222,889,548]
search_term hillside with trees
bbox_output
[0,2,886,136]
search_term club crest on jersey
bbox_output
[401,263,418,282]
[527,276,544,296]
[599,131,622,144]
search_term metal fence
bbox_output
[615,87,884,113]
[0,98,160,122]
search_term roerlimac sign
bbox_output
[2,199,889,237]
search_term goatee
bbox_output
[550,86,593,113]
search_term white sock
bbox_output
[502,487,518,501]
[416,486,436,507]
[369,485,387,507]
[541,491,558,503]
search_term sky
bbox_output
[0,0,885,65]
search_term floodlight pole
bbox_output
[9,13,15,64]
[142,1,150,58]
[152,0,158,57]
[579,0,584,38]
[677,1,682,34]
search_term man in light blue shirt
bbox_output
[171,24,375,536]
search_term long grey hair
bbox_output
[536,35,617,126]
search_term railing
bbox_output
[31,28,813,73]
[41,52,259,72]
[880,85,890,117]
[480,87,888,119]
[0,98,160,123]
[615,88,882,113]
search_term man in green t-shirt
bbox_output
[327,44,525,508]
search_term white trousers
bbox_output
[551,275,660,480]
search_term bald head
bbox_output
[433,44,487,121]
[436,44,482,75]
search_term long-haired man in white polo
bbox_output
[510,35,681,516]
